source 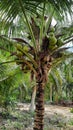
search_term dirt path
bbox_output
[44,105,73,130]
[17,103,73,118]
[45,104,73,118]
[0,103,73,130]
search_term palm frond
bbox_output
[48,68,63,97]
[50,71,59,89]
[0,35,16,53]
[48,0,73,19]
[44,10,54,36]
[20,59,37,74]
[0,60,16,65]
[52,52,73,68]
[51,47,72,58]
[0,0,72,21]
[0,46,12,53]
[16,46,38,68]
[55,22,73,39]
[12,37,33,48]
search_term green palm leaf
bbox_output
[0,0,72,23]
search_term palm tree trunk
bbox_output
[49,84,53,102]
[29,86,36,112]
[33,55,51,130]
[33,66,47,130]
[34,82,45,130]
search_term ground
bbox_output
[0,103,73,130]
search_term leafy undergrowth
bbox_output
[0,103,73,130]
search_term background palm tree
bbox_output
[47,67,63,103]
[0,54,29,110]
[59,59,73,101]
[0,1,73,130]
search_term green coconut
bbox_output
[16,44,22,50]
[49,44,57,51]
[17,51,23,57]
[49,33,57,45]
[56,38,63,47]
[50,27,55,32]
[23,46,29,52]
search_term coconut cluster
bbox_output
[42,27,63,52]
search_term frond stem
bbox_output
[18,0,37,53]
[39,2,46,46]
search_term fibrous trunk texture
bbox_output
[33,82,45,130]
[33,66,46,130]
[33,54,51,130]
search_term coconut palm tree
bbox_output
[0,1,73,130]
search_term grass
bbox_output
[70,108,73,113]
[69,119,73,125]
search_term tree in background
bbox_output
[0,1,73,130]
[0,54,29,110]
[48,67,63,103]
[59,59,73,102]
